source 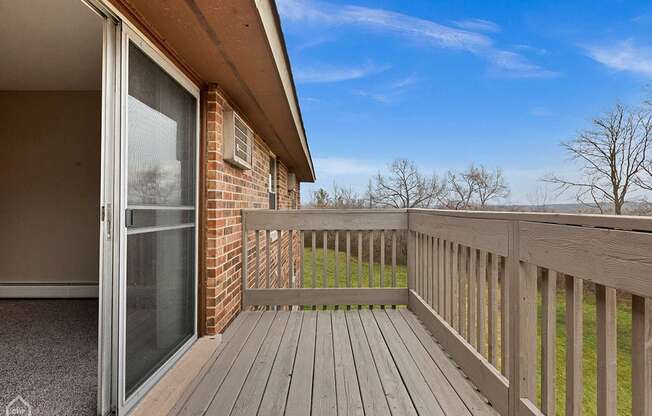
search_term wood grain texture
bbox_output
[632,295,652,416]
[244,209,408,230]
[408,290,509,416]
[519,221,652,298]
[565,276,583,416]
[596,285,616,416]
[541,269,556,416]
[332,311,364,416]
[313,311,337,416]
[285,311,317,416]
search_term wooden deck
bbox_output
[171,309,498,416]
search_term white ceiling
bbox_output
[0,0,103,90]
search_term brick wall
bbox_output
[204,85,301,335]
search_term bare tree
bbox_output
[446,164,510,209]
[446,170,475,209]
[311,188,331,208]
[332,184,364,208]
[544,103,652,215]
[526,185,552,212]
[370,159,447,208]
[468,165,510,208]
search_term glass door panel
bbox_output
[121,35,198,407]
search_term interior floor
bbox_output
[0,300,98,415]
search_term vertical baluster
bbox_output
[266,230,271,290]
[501,256,510,377]
[299,231,304,288]
[423,236,432,305]
[488,252,499,366]
[277,230,282,289]
[520,262,538,405]
[242,228,248,292]
[445,241,453,322]
[358,231,363,310]
[334,231,339,310]
[632,295,652,416]
[392,230,397,308]
[477,250,487,357]
[468,248,477,347]
[311,231,316,310]
[369,231,374,309]
[289,230,294,290]
[380,231,385,286]
[459,246,467,339]
[566,275,583,416]
[597,284,616,416]
[391,230,397,287]
[433,237,439,311]
[334,231,339,288]
[438,238,445,314]
[416,233,421,297]
[323,231,328,288]
[255,230,260,289]
[452,243,459,332]
[346,231,351,310]
[541,269,557,415]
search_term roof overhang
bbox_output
[109,0,315,181]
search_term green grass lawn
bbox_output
[304,247,633,415]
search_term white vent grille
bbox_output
[224,110,253,169]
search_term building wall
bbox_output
[0,91,101,284]
[204,85,301,335]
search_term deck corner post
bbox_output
[407,212,415,292]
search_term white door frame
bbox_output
[115,24,200,416]
[81,1,121,415]
[88,1,201,413]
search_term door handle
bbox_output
[103,203,112,240]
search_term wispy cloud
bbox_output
[354,74,421,103]
[278,0,555,79]
[487,50,559,79]
[584,40,652,77]
[294,63,388,83]
[513,44,548,56]
[452,18,501,33]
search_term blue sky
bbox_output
[278,0,652,204]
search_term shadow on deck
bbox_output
[171,309,498,416]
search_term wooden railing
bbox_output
[241,208,652,416]
[241,209,409,308]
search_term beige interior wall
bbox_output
[0,91,101,284]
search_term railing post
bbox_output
[241,210,248,310]
[407,213,415,292]
[508,220,537,416]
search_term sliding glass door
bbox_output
[118,28,199,413]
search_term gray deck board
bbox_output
[345,310,392,416]
[204,311,277,415]
[358,310,417,416]
[385,309,472,416]
[332,310,364,416]
[175,311,264,416]
[256,311,303,416]
[312,311,337,416]
[171,309,499,416]
[284,310,317,416]
[230,311,290,416]
[399,309,500,416]
[372,309,445,416]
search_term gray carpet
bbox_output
[0,300,98,416]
